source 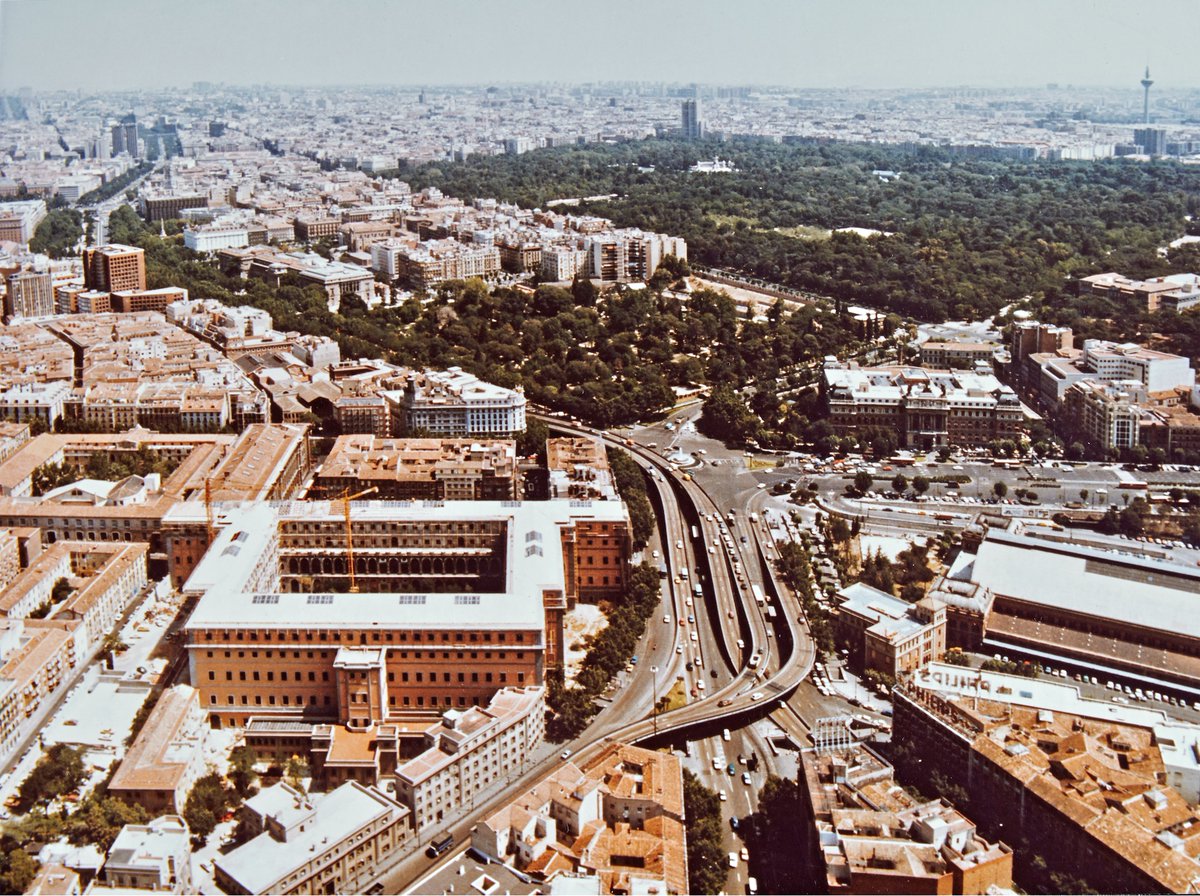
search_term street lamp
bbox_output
[651,665,659,735]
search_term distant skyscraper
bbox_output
[1134,126,1166,156]
[112,115,139,157]
[1141,66,1154,125]
[681,98,704,140]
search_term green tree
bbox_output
[912,475,930,496]
[1098,507,1120,535]
[29,209,83,257]
[516,419,549,461]
[751,775,813,894]
[183,773,229,844]
[1119,504,1145,536]
[607,448,655,550]
[66,793,148,851]
[698,385,757,444]
[285,755,310,792]
[682,770,726,895]
[828,516,851,543]
[853,470,873,494]
[31,461,77,497]
[229,746,259,799]
[18,744,86,809]
[891,472,908,493]
[858,549,896,594]
[944,647,971,667]
[0,849,36,895]
[993,481,1008,500]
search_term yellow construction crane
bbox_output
[340,487,378,593]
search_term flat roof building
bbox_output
[82,244,146,293]
[389,366,526,438]
[393,686,544,829]
[822,363,1023,451]
[5,270,54,320]
[100,815,191,894]
[181,498,629,729]
[214,780,411,896]
[918,341,999,371]
[949,526,1200,694]
[546,437,617,501]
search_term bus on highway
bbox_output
[691,525,699,540]
[693,583,703,599]
[751,584,765,606]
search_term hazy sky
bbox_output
[2,0,1197,91]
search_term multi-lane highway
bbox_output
[388,415,819,893]
[536,417,818,747]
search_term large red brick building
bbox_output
[183,498,631,730]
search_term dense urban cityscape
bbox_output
[2,2,1200,895]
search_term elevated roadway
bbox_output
[536,416,818,749]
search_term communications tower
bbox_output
[1141,66,1154,124]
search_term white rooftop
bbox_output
[969,529,1200,640]
[183,500,626,633]
[910,662,1174,728]
[215,782,406,894]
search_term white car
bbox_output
[750,692,765,702]
[719,789,727,801]
[663,615,671,624]
[729,852,739,868]
[561,749,572,760]
[676,645,683,654]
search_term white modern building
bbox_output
[214,781,411,895]
[101,815,192,893]
[183,225,250,252]
[0,381,72,430]
[393,686,545,830]
[1079,340,1194,395]
[388,366,526,437]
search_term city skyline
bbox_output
[1,0,1198,92]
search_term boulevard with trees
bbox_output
[29,208,83,257]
